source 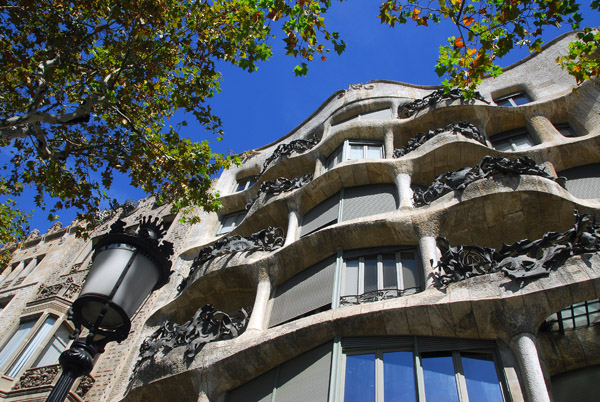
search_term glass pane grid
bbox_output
[542,299,600,332]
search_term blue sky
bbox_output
[16,1,600,234]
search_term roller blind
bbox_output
[560,163,600,199]
[342,184,398,221]
[552,365,600,402]
[269,256,336,327]
[227,367,277,402]
[300,194,340,237]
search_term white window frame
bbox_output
[234,176,257,193]
[324,139,384,172]
[217,211,246,235]
[0,313,71,382]
[490,128,535,152]
[493,91,531,107]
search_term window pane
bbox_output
[33,325,71,367]
[383,351,417,402]
[382,254,397,289]
[343,259,359,297]
[363,257,378,294]
[495,98,512,107]
[0,320,36,371]
[462,353,504,402]
[421,352,460,402]
[348,144,364,160]
[400,252,419,291]
[512,135,534,150]
[6,316,57,377]
[344,354,375,402]
[512,94,530,105]
[366,145,382,159]
[493,140,513,152]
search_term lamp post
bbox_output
[46,217,173,402]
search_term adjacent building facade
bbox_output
[1,31,599,401]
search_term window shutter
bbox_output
[560,163,600,199]
[342,184,398,222]
[274,342,332,402]
[300,194,340,237]
[269,256,336,327]
[226,367,277,402]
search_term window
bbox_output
[555,123,579,137]
[490,128,535,151]
[300,184,398,237]
[217,211,246,235]
[558,163,600,199]
[325,140,384,172]
[0,315,70,379]
[541,299,600,332]
[340,248,421,306]
[493,91,531,107]
[234,176,257,193]
[341,337,506,402]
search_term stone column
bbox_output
[385,127,395,159]
[528,115,563,144]
[245,270,272,333]
[395,173,413,209]
[314,155,324,178]
[510,332,551,402]
[284,209,300,246]
[418,236,439,289]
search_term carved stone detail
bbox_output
[246,174,313,211]
[179,227,284,290]
[13,365,60,389]
[435,210,600,285]
[135,304,249,369]
[412,155,566,207]
[337,83,375,98]
[75,375,95,397]
[262,137,318,174]
[399,88,488,118]
[393,122,486,158]
[35,277,81,301]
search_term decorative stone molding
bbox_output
[412,155,566,207]
[135,304,249,368]
[336,83,375,98]
[35,276,81,301]
[110,198,139,218]
[393,121,486,158]
[435,210,600,285]
[179,227,284,290]
[75,375,95,397]
[246,174,313,211]
[398,88,488,118]
[13,365,60,390]
[26,229,41,242]
[261,137,318,174]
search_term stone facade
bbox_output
[1,31,600,401]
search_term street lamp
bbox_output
[46,217,173,402]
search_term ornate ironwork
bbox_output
[107,216,174,261]
[399,88,488,118]
[435,210,600,285]
[413,155,566,207]
[246,174,313,211]
[135,304,249,369]
[393,122,486,158]
[262,137,318,174]
[109,198,139,217]
[13,365,60,389]
[340,287,421,306]
[179,227,284,291]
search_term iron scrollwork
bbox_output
[435,210,600,285]
[412,155,566,207]
[393,122,486,158]
[262,137,318,174]
[246,174,313,211]
[340,287,421,306]
[179,226,284,291]
[399,88,488,118]
[134,304,249,369]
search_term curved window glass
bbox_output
[325,139,384,172]
[541,299,600,332]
